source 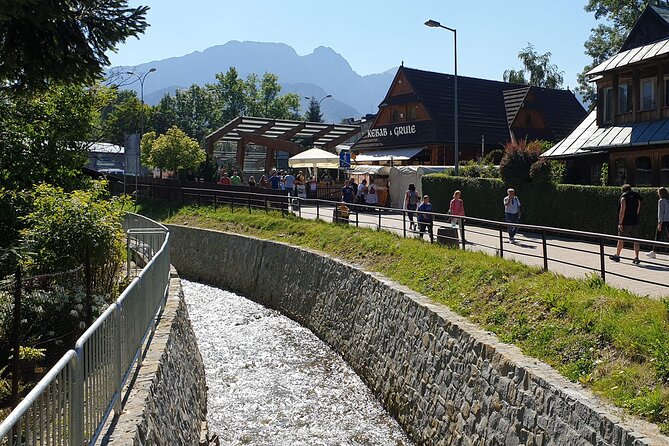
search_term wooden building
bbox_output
[544,4,669,186]
[351,66,585,165]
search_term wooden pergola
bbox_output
[204,116,359,172]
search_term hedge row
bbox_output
[422,174,661,238]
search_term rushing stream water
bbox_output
[182,280,413,446]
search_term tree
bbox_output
[0,84,99,192]
[244,72,300,119]
[0,0,149,93]
[173,85,215,143]
[141,126,205,178]
[499,140,543,184]
[503,43,564,89]
[101,89,150,146]
[208,67,247,127]
[577,1,656,106]
[304,97,324,122]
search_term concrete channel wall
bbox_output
[167,224,667,446]
[103,271,207,446]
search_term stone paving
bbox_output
[291,204,669,299]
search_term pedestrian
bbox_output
[503,188,521,243]
[230,170,242,186]
[260,175,269,189]
[356,179,368,204]
[248,176,256,187]
[218,172,231,186]
[349,177,358,196]
[404,183,420,231]
[269,170,280,190]
[417,195,434,242]
[646,187,669,259]
[341,180,355,204]
[284,171,295,195]
[610,184,642,264]
[448,190,465,228]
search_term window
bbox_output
[525,113,533,127]
[617,82,632,113]
[635,156,653,185]
[602,86,614,124]
[661,155,669,184]
[408,106,417,121]
[391,109,399,123]
[640,77,656,110]
[614,157,627,185]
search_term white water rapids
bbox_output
[182,280,413,446]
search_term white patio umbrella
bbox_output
[288,148,339,178]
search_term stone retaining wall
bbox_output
[168,224,667,446]
[103,270,207,446]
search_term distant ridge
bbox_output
[112,41,398,123]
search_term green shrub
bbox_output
[530,159,552,184]
[499,140,541,184]
[422,175,659,236]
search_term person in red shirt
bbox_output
[448,190,465,227]
[218,172,231,186]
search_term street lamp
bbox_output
[425,19,459,175]
[305,94,333,107]
[125,67,157,200]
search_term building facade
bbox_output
[544,4,669,186]
[352,66,585,166]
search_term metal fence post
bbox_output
[70,352,83,446]
[264,196,268,214]
[248,196,251,214]
[401,211,406,238]
[230,196,234,213]
[460,219,466,250]
[113,306,122,417]
[542,229,548,270]
[499,227,504,258]
[213,195,217,210]
[298,198,302,218]
[316,201,320,220]
[126,232,131,278]
[377,208,381,231]
[599,237,606,283]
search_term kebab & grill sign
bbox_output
[367,124,417,139]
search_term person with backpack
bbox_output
[417,195,434,242]
[646,187,669,259]
[610,184,642,264]
[503,188,521,243]
[404,183,420,231]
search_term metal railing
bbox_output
[0,213,170,446]
[136,182,669,293]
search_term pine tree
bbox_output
[304,97,324,122]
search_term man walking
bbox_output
[503,188,521,243]
[610,184,642,264]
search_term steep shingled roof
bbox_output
[401,67,585,145]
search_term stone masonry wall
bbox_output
[167,224,668,446]
[103,270,207,446]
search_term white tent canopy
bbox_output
[288,148,340,177]
[389,166,452,207]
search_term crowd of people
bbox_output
[217,169,335,198]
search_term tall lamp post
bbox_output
[304,94,332,122]
[125,67,157,199]
[425,19,458,176]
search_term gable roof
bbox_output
[403,67,584,144]
[503,87,531,128]
[620,4,669,52]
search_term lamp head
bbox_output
[425,19,441,28]
[325,94,332,99]
[125,71,134,75]
[148,68,157,73]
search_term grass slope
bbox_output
[138,199,669,432]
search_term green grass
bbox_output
[138,198,669,433]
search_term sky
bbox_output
[108,0,601,92]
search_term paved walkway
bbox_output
[291,203,669,299]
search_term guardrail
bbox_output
[0,213,170,446]
[136,182,669,293]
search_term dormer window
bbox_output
[408,106,417,121]
[602,86,613,124]
[618,81,632,113]
[391,109,400,123]
[640,77,656,110]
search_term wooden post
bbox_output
[264,148,275,173]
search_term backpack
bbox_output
[408,191,419,205]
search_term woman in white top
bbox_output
[646,187,669,258]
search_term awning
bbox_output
[354,147,424,163]
[288,148,340,169]
[348,165,391,175]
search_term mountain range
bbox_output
[112,41,398,123]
